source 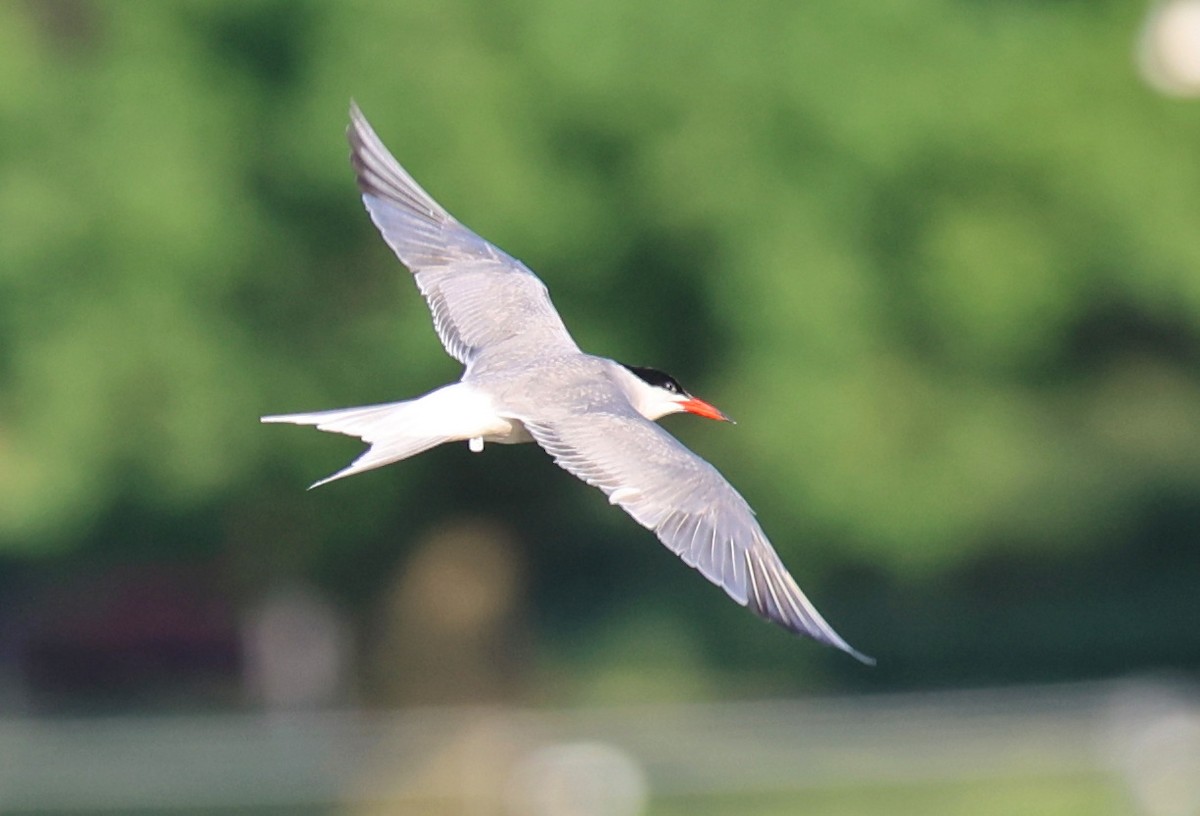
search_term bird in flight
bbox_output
[263,104,872,664]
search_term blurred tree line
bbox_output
[0,0,1197,699]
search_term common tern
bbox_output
[263,104,872,664]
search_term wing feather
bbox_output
[525,412,872,663]
[347,103,579,366]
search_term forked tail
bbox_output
[261,399,451,488]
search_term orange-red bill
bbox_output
[682,397,735,423]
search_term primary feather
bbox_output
[261,104,873,664]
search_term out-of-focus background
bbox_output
[2,1,1199,813]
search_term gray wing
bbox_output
[348,103,579,366]
[525,410,873,663]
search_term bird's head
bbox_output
[620,364,734,423]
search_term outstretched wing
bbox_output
[348,103,579,367]
[525,410,872,663]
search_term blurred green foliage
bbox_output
[650,774,1120,816]
[1,0,1198,690]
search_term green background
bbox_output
[1,0,1197,707]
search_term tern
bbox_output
[263,104,872,664]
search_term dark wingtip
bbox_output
[844,644,877,666]
[347,99,364,146]
[744,551,875,666]
[343,101,449,222]
[806,622,874,665]
[346,102,371,190]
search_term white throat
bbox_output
[612,363,686,421]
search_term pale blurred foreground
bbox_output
[2,678,1198,816]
